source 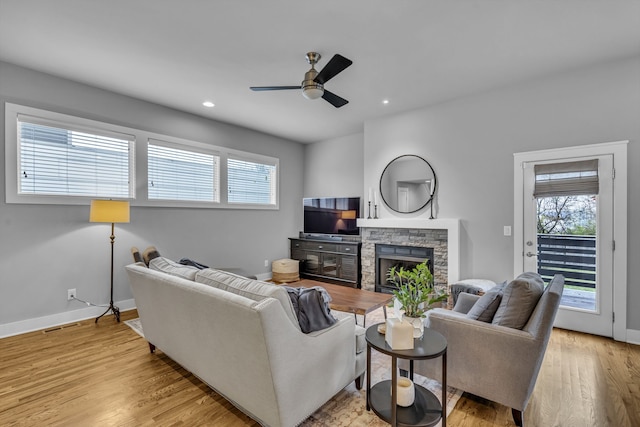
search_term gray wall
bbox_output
[0,61,304,326]
[310,56,640,329]
[303,132,364,199]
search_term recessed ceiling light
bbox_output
[382,99,390,105]
[202,101,215,108]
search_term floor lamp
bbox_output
[90,199,130,323]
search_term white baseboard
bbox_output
[255,272,272,281]
[0,299,136,339]
[626,328,640,345]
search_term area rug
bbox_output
[124,318,144,338]
[125,309,461,426]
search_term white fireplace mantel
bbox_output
[357,218,460,283]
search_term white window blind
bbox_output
[18,116,133,198]
[148,140,220,202]
[534,159,599,197]
[227,157,276,205]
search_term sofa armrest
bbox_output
[258,305,359,425]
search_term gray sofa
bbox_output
[406,273,563,427]
[126,262,366,427]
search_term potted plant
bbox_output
[387,260,448,338]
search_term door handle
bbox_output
[526,252,538,257]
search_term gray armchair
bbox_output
[406,274,563,427]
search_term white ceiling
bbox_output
[1,1,639,144]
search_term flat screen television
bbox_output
[303,197,361,236]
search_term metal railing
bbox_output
[537,234,596,289]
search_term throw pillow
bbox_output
[131,247,144,264]
[142,246,161,266]
[466,283,505,323]
[492,272,545,329]
[149,256,199,280]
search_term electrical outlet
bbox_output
[264,259,269,267]
[504,226,512,236]
[67,288,76,301]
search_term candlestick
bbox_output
[374,204,378,219]
[367,201,372,219]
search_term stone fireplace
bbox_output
[375,244,435,294]
[357,218,460,292]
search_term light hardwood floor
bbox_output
[1,309,638,426]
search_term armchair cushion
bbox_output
[466,284,504,322]
[492,272,544,329]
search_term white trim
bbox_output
[513,140,628,342]
[0,298,136,339]
[357,218,460,283]
[255,272,272,281]
[626,329,640,346]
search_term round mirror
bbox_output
[379,155,437,213]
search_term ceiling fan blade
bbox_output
[250,86,300,91]
[322,90,349,108]
[314,54,353,85]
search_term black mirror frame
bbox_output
[379,154,437,214]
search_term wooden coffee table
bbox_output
[287,279,393,327]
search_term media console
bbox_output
[289,237,361,288]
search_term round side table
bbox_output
[366,325,447,427]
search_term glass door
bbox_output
[522,155,614,337]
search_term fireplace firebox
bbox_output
[375,244,434,294]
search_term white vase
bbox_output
[403,315,424,339]
[396,377,415,407]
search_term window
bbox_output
[227,156,277,205]
[17,115,133,199]
[6,103,279,209]
[148,140,220,202]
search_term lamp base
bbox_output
[95,301,120,323]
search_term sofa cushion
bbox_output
[149,256,199,280]
[195,268,301,331]
[466,283,505,323]
[492,272,545,329]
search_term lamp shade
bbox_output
[341,210,357,219]
[90,199,130,223]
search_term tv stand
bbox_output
[289,237,361,288]
[303,234,343,242]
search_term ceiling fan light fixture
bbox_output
[302,66,324,100]
[302,82,324,100]
[249,51,351,107]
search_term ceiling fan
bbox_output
[250,52,353,108]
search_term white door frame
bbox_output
[513,141,628,342]
[398,186,409,212]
